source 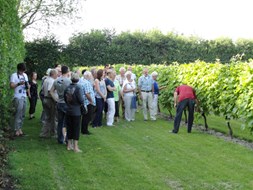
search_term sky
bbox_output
[24,0,253,44]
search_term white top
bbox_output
[115,75,126,87]
[131,73,136,81]
[123,80,136,97]
[43,77,56,97]
[10,72,28,99]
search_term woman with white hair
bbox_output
[122,71,136,121]
[116,67,126,118]
[151,71,165,119]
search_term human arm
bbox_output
[159,86,166,90]
[94,80,106,99]
[107,85,116,91]
[85,93,92,104]
[10,73,25,89]
[123,83,134,93]
[138,77,142,100]
[193,89,199,107]
[50,83,58,102]
[10,81,25,89]
[174,91,178,108]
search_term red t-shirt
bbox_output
[175,85,196,102]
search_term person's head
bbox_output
[55,64,62,77]
[107,69,114,79]
[119,67,126,76]
[71,72,80,83]
[81,69,86,75]
[111,70,117,80]
[30,72,37,80]
[61,66,69,75]
[125,71,132,80]
[90,67,97,79]
[128,66,133,72]
[143,67,148,76]
[17,63,26,73]
[151,71,158,80]
[104,64,110,73]
[75,69,81,76]
[54,64,61,68]
[104,64,109,69]
[49,69,58,79]
[83,71,92,80]
[96,69,104,81]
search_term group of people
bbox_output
[10,62,198,153]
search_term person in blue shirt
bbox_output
[151,71,166,120]
[105,69,116,126]
[138,67,155,121]
[79,71,96,135]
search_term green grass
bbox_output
[7,102,253,190]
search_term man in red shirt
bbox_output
[172,84,198,133]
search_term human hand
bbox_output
[18,81,25,86]
[174,102,177,108]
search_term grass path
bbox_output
[7,103,253,190]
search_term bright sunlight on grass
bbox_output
[7,101,253,190]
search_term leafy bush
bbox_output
[80,62,253,133]
[0,0,25,128]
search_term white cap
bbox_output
[46,68,51,76]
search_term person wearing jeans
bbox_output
[105,69,116,126]
[10,63,30,137]
[50,66,71,144]
[172,84,198,133]
[93,69,107,127]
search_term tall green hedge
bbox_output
[60,29,253,67]
[0,0,25,128]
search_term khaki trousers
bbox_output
[141,92,155,120]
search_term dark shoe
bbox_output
[169,130,177,134]
[83,132,92,135]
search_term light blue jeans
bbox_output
[13,97,27,131]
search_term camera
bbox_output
[25,81,29,89]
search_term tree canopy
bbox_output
[17,0,82,29]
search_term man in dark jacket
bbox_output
[172,84,198,134]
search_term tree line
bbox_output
[25,29,253,77]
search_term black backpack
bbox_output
[65,86,76,104]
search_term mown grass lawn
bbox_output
[8,102,253,190]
